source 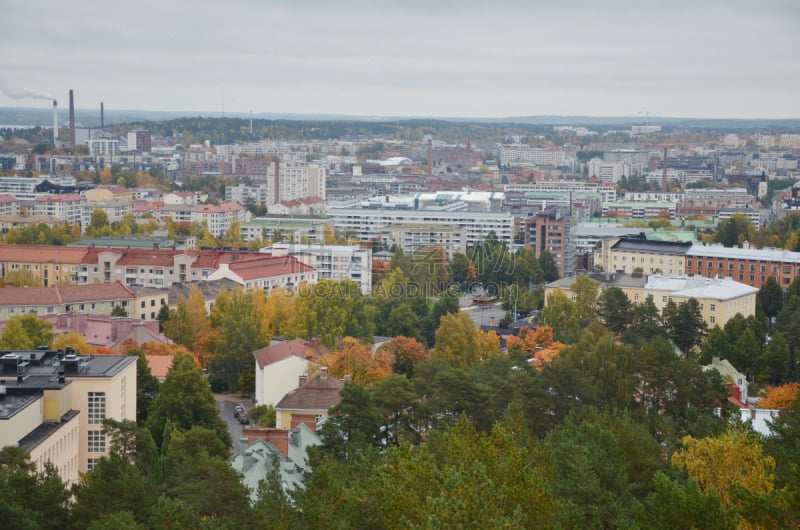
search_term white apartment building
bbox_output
[327,207,519,249]
[87,138,119,157]
[245,163,327,204]
[505,181,617,202]
[155,202,251,238]
[0,194,21,215]
[499,145,567,167]
[587,159,632,184]
[81,200,133,228]
[33,193,86,224]
[266,243,372,295]
[381,224,468,260]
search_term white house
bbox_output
[252,339,327,407]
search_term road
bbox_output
[215,394,250,454]
[462,303,508,328]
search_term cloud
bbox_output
[0,0,798,118]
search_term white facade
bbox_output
[266,243,372,295]
[499,145,567,166]
[327,207,518,249]
[587,159,632,184]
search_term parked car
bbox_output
[233,405,245,419]
[239,414,250,426]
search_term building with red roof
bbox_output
[253,338,328,406]
[33,193,86,224]
[0,281,135,320]
[207,255,317,292]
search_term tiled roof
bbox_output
[0,245,89,263]
[0,194,19,203]
[275,373,342,412]
[253,338,326,369]
[145,354,174,379]
[228,256,314,281]
[34,193,85,202]
[0,281,135,306]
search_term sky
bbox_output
[1,0,798,120]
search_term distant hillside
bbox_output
[2,106,799,131]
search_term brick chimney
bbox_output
[298,373,308,387]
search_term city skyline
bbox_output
[1,0,799,120]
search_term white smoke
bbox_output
[0,80,52,100]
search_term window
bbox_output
[662,296,668,302]
[729,263,734,270]
[760,265,766,272]
[150,300,156,307]
[87,430,105,453]
[710,304,716,311]
[710,316,716,324]
[87,458,99,471]
[87,392,106,425]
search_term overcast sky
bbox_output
[1,0,798,119]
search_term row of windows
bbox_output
[688,259,795,275]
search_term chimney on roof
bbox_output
[320,366,328,380]
[298,373,308,387]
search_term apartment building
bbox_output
[499,145,567,167]
[601,201,676,220]
[686,243,800,288]
[0,245,90,286]
[604,238,691,275]
[33,194,86,224]
[0,194,21,215]
[0,282,136,320]
[381,224,467,260]
[240,217,326,244]
[524,208,576,277]
[267,243,372,294]
[151,202,250,238]
[207,255,317,293]
[327,207,519,250]
[545,273,755,329]
[505,181,617,203]
[0,349,137,479]
[80,200,134,228]
[587,159,632,184]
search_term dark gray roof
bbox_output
[611,238,692,255]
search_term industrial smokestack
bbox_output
[52,100,58,145]
[662,146,668,193]
[100,101,104,130]
[274,159,280,204]
[69,89,75,148]
[427,137,432,176]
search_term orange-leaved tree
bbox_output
[506,325,565,371]
[322,337,392,385]
[380,336,427,377]
[759,382,799,409]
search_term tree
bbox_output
[209,288,266,392]
[381,336,427,377]
[0,314,54,350]
[597,286,632,334]
[429,311,482,369]
[759,382,799,409]
[665,298,708,358]
[128,349,160,425]
[0,447,70,530]
[573,274,600,328]
[161,427,251,526]
[671,428,776,506]
[539,249,560,282]
[758,276,784,321]
[50,331,94,354]
[291,279,375,349]
[146,354,231,449]
[322,337,392,385]
[420,290,460,346]
[70,453,156,529]
[714,213,755,247]
[539,290,580,344]
[110,304,128,317]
